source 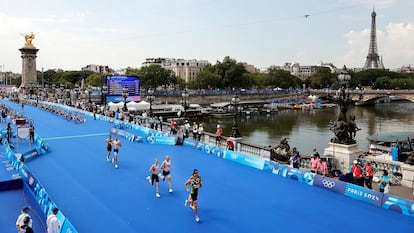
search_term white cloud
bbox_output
[343,22,414,68]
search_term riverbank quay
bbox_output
[0,98,413,233]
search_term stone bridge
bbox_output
[310,89,414,105]
[87,89,414,106]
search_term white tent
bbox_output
[108,101,125,111]
[134,100,150,110]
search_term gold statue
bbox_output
[21,32,36,47]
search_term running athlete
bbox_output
[160,155,173,193]
[112,136,122,168]
[146,158,161,198]
[104,135,113,162]
[184,169,203,222]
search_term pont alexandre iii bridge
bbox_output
[150,89,414,106]
[310,89,414,105]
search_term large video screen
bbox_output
[106,75,141,103]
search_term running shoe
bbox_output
[184,199,188,207]
[156,193,160,198]
[111,158,114,164]
[106,157,110,162]
[115,164,118,169]
[146,176,151,184]
[169,188,173,193]
[195,217,200,222]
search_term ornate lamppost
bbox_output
[122,86,129,111]
[230,94,241,138]
[102,85,108,106]
[147,89,155,116]
[331,65,358,144]
[60,84,65,103]
[181,89,189,118]
[87,85,92,103]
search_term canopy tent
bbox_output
[108,101,124,111]
[123,100,150,111]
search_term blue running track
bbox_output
[1,99,413,233]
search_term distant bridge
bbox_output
[310,89,414,105]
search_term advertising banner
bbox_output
[183,138,198,148]
[381,194,414,217]
[344,183,383,207]
[313,176,346,194]
[272,163,314,185]
[223,150,265,170]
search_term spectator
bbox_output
[226,138,235,151]
[170,119,176,135]
[215,125,223,146]
[319,158,329,176]
[16,206,32,232]
[184,120,190,138]
[310,153,320,174]
[363,161,376,189]
[290,147,301,169]
[20,216,33,233]
[197,124,204,141]
[29,123,35,144]
[47,207,60,233]
[351,160,364,186]
[378,169,390,193]
[7,122,13,143]
[192,122,198,139]
[312,147,320,157]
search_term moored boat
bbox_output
[365,131,414,163]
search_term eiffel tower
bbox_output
[364,8,381,69]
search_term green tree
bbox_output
[138,65,174,90]
[267,66,301,89]
[191,68,222,89]
[214,56,248,88]
[85,73,102,87]
[309,67,336,89]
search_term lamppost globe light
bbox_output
[146,89,155,116]
[231,94,241,138]
[122,86,129,111]
[181,89,189,118]
[102,85,108,106]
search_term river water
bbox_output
[197,102,414,155]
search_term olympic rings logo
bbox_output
[322,179,336,188]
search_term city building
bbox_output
[397,65,414,73]
[242,62,258,73]
[281,62,317,80]
[81,64,113,74]
[279,62,338,80]
[142,58,210,83]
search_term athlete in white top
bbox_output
[160,155,173,193]
[112,136,122,169]
[146,158,161,198]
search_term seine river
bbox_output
[197,102,414,155]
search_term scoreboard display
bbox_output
[106,75,141,103]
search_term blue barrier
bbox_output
[183,135,414,218]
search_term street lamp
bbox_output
[331,65,356,144]
[181,89,189,118]
[230,94,241,138]
[87,85,92,103]
[60,84,65,103]
[147,89,155,116]
[102,85,108,106]
[122,86,129,111]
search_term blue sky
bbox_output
[0,0,413,73]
